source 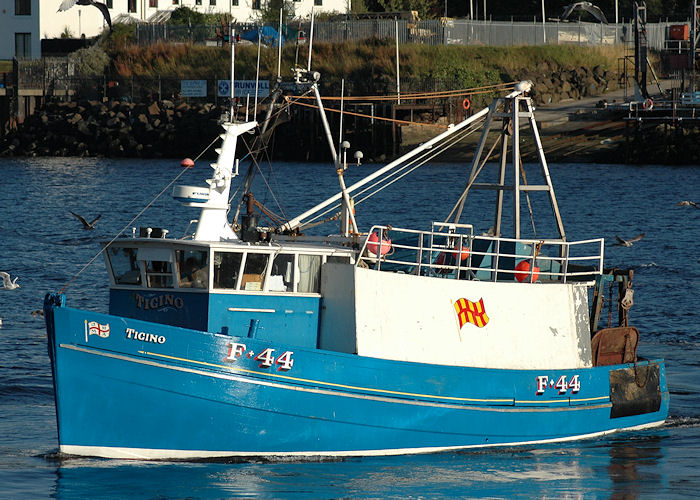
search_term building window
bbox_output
[314,0,322,5]
[15,0,31,15]
[106,0,113,8]
[195,0,202,4]
[172,0,179,4]
[252,0,261,9]
[232,0,238,5]
[15,33,31,58]
[128,0,137,12]
[210,0,216,5]
[149,0,158,7]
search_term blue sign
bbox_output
[180,80,207,97]
[217,80,231,97]
[218,80,270,98]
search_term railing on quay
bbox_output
[135,19,679,50]
[358,223,605,284]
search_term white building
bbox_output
[0,0,348,60]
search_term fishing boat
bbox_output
[43,75,669,459]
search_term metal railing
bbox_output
[358,224,604,284]
[134,19,681,49]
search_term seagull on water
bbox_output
[677,201,699,209]
[614,233,645,247]
[58,0,112,30]
[0,271,20,290]
[70,211,101,230]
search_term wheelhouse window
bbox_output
[176,249,208,288]
[214,251,243,289]
[241,253,269,291]
[270,253,295,292]
[145,260,173,288]
[298,254,321,293]
[108,247,141,285]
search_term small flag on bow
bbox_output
[88,321,110,338]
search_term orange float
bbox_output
[515,260,540,283]
[367,231,392,256]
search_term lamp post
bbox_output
[541,0,546,43]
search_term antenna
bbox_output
[234,18,236,123]
[307,8,315,71]
[254,25,261,117]
[277,8,283,80]
[338,78,345,149]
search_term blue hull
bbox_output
[46,306,669,459]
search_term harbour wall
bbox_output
[1,73,699,164]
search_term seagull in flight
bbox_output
[70,211,101,230]
[58,0,112,30]
[677,201,699,209]
[0,272,20,290]
[614,233,645,247]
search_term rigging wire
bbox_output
[292,82,518,101]
[298,117,486,230]
[58,134,222,294]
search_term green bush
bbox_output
[70,45,110,76]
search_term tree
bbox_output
[255,0,296,25]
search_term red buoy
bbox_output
[181,158,195,168]
[367,231,392,256]
[454,245,470,261]
[515,260,540,283]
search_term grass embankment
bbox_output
[107,40,626,102]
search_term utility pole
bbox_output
[541,0,546,43]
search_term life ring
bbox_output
[643,98,653,110]
[462,97,471,111]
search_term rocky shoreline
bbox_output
[2,75,700,165]
[1,99,227,159]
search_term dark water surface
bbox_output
[0,157,699,498]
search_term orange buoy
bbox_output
[181,158,195,168]
[515,260,540,283]
[454,245,470,261]
[367,231,392,256]
[436,246,469,272]
[462,97,471,110]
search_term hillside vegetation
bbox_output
[103,38,626,105]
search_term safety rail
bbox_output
[358,225,604,284]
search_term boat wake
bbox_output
[664,415,700,429]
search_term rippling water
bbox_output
[0,157,699,498]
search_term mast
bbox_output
[448,85,566,242]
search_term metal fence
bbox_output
[135,19,682,50]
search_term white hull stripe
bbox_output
[59,420,667,461]
[60,343,611,412]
